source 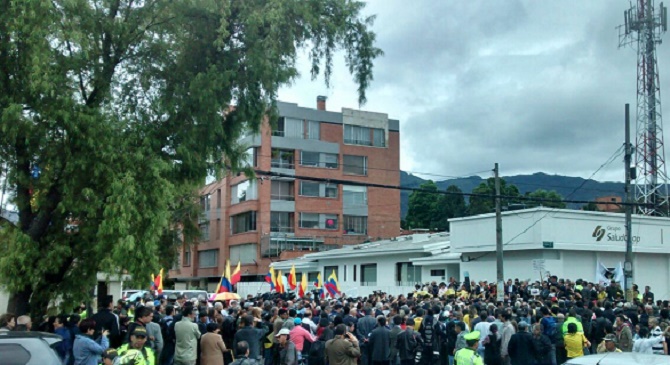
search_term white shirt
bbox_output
[474,321,492,343]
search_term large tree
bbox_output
[405,181,440,230]
[0,0,382,315]
[467,178,522,215]
[434,184,467,231]
[524,189,566,209]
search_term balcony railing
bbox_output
[271,194,295,201]
[270,226,295,233]
[271,160,295,169]
[260,235,341,258]
[360,281,378,287]
[344,138,373,146]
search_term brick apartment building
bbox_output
[170,97,401,289]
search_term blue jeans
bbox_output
[448,355,454,365]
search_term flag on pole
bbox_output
[288,265,297,290]
[230,261,242,286]
[314,273,325,299]
[218,261,232,293]
[265,267,276,290]
[325,270,341,298]
[153,268,164,294]
[298,272,308,298]
[276,270,285,294]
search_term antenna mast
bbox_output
[619,0,670,215]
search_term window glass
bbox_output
[231,180,257,204]
[198,249,218,268]
[325,184,338,198]
[301,151,320,167]
[230,243,257,264]
[271,180,294,201]
[271,212,294,233]
[343,185,367,206]
[343,155,367,175]
[199,222,210,241]
[231,211,257,234]
[373,128,385,147]
[307,121,320,139]
[344,215,367,234]
[300,213,320,229]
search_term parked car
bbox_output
[563,353,668,365]
[0,331,63,365]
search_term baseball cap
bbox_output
[102,349,118,360]
[130,326,148,337]
[294,318,302,325]
[464,331,480,341]
[604,334,617,342]
[276,328,290,337]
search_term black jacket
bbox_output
[369,326,391,361]
[234,325,267,360]
[356,316,376,343]
[396,329,421,360]
[91,308,121,348]
[507,331,535,365]
[532,334,552,365]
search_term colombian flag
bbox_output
[314,273,325,299]
[298,272,308,298]
[324,270,340,298]
[153,269,163,295]
[230,261,241,286]
[276,270,285,294]
[218,261,232,293]
[288,265,297,290]
[265,267,276,290]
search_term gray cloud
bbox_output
[279,0,670,183]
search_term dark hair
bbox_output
[455,322,466,331]
[502,312,512,321]
[490,324,498,334]
[236,341,249,356]
[318,317,329,328]
[334,324,347,336]
[639,327,649,338]
[377,317,386,326]
[289,309,297,317]
[541,307,550,316]
[206,322,219,332]
[79,318,96,333]
[182,307,194,317]
[242,315,254,327]
[393,316,402,325]
[278,308,287,316]
[165,305,174,316]
[416,308,424,317]
[567,323,577,334]
[333,315,343,326]
[136,306,153,319]
[0,313,16,328]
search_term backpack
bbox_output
[541,317,557,344]
[308,340,326,365]
[161,317,175,344]
[420,317,434,347]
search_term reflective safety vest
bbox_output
[454,347,483,365]
[117,344,156,365]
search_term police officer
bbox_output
[117,326,157,365]
[454,331,483,365]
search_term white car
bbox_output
[563,353,668,365]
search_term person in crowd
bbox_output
[507,322,535,365]
[531,323,552,365]
[397,317,422,365]
[614,314,633,352]
[230,341,260,365]
[650,326,668,355]
[200,322,228,365]
[277,328,297,365]
[174,306,201,365]
[597,334,622,353]
[369,316,391,365]
[482,323,501,365]
[101,349,118,365]
[290,317,316,363]
[564,323,589,360]
[73,319,109,365]
[91,296,122,348]
[117,325,156,364]
[324,323,360,365]
[14,315,32,331]
[500,312,516,365]
[0,313,16,332]
[356,308,377,365]
[234,314,267,362]
[54,314,73,362]
[454,331,483,365]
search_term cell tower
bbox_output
[619,1,670,215]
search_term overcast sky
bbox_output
[278,0,670,183]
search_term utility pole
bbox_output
[495,163,504,303]
[624,104,635,301]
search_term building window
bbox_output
[230,211,257,234]
[216,219,221,240]
[231,180,258,205]
[216,189,222,208]
[344,124,372,146]
[299,181,338,198]
[308,272,319,283]
[343,155,367,176]
[372,128,385,147]
[397,262,422,285]
[200,194,211,212]
[353,265,357,281]
[430,269,446,277]
[361,264,377,286]
[230,243,257,264]
[271,149,295,169]
[299,213,338,230]
[324,266,338,280]
[271,180,294,201]
[199,222,210,241]
[307,121,320,140]
[198,249,218,268]
[274,117,304,138]
[271,212,295,233]
[184,248,191,267]
[344,265,347,281]
[344,216,367,235]
[243,147,258,168]
[343,185,367,206]
[300,151,338,169]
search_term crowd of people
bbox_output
[0,275,668,365]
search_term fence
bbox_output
[236,282,417,299]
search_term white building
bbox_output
[256,208,670,300]
[449,207,670,298]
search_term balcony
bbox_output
[260,235,341,258]
[270,226,295,234]
[271,194,295,201]
[344,138,373,146]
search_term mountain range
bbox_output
[399,171,625,218]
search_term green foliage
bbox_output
[581,202,599,211]
[434,185,467,231]
[405,181,439,230]
[468,178,522,215]
[0,0,381,315]
[524,189,566,209]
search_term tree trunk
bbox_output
[6,287,32,316]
